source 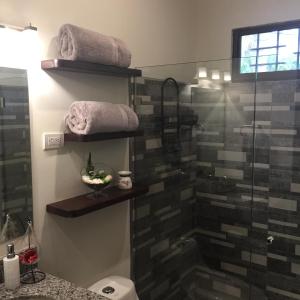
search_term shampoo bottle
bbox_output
[3,243,20,290]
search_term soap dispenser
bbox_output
[3,243,20,290]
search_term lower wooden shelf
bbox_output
[46,185,148,218]
[64,129,144,142]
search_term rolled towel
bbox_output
[65,101,139,135]
[58,24,131,67]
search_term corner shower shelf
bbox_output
[64,129,144,142]
[46,185,148,218]
[41,59,142,77]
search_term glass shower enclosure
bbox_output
[130,57,300,300]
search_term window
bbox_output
[232,20,300,81]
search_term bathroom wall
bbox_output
[0,0,199,67]
[196,0,300,61]
[1,0,296,290]
[0,0,199,287]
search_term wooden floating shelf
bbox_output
[41,59,142,77]
[46,185,148,218]
[64,129,143,142]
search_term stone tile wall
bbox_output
[132,77,300,300]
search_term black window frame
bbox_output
[232,19,300,82]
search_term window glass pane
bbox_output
[241,34,257,57]
[279,28,298,52]
[278,51,297,70]
[259,48,277,56]
[258,54,276,65]
[240,57,256,73]
[258,64,276,72]
[259,31,277,48]
[278,28,299,71]
[258,48,277,65]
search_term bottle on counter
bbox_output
[3,243,20,290]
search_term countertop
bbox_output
[0,273,108,300]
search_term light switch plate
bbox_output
[43,132,64,150]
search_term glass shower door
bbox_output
[255,74,300,300]
[131,59,262,300]
[132,67,199,300]
[193,64,262,300]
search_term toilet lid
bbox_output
[88,276,138,300]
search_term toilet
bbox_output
[88,276,139,300]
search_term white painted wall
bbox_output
[0,0,198,287]
[196,0,300,61]
[0,0,198,67]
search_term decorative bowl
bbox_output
[81,162,114,197]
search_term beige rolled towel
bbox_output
[65,101,139,135]
[58,24,131,67]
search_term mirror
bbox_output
[0,67,32,242]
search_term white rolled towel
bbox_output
[65,101,139,135]
[58,24,131,67]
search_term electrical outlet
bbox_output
[43,132,64,150]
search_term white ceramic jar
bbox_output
[118,171,132,190]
